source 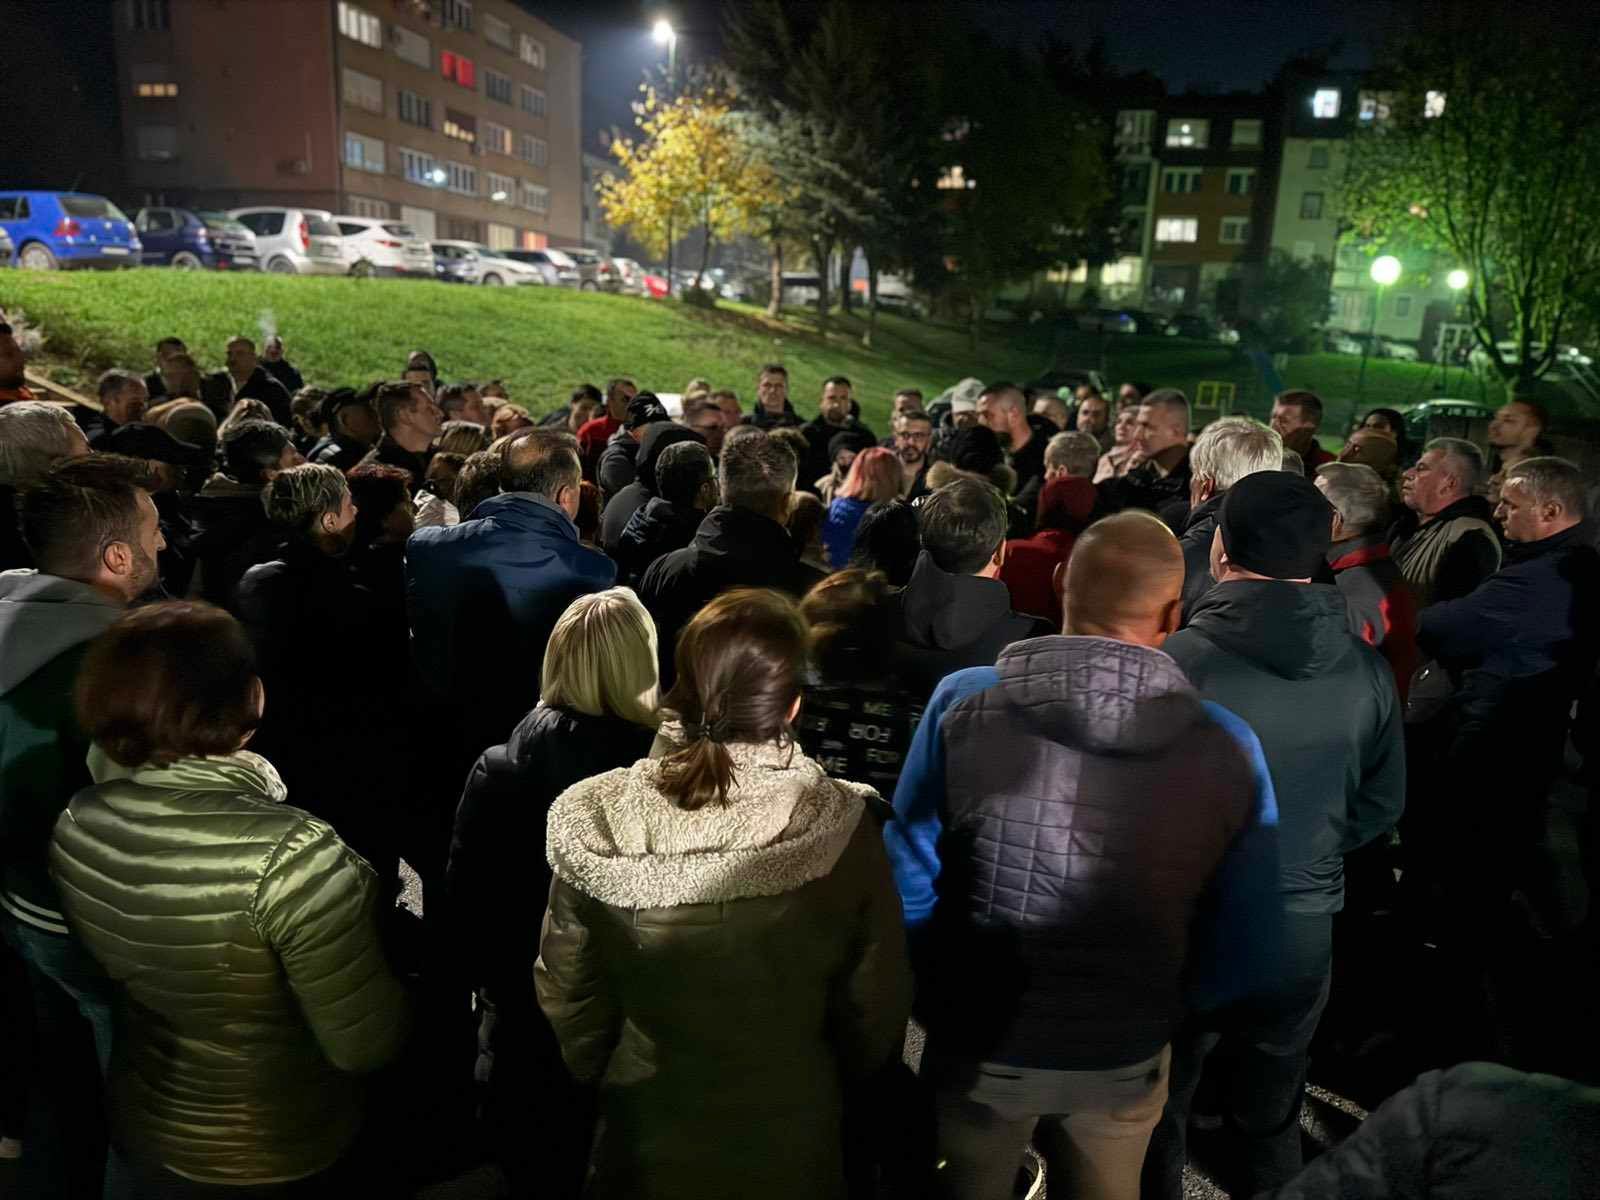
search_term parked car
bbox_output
[498,248,582,287]
[641,272,669,299]
[1325,330,1365,355]
[612,257,646,295]
[133,207,258,270]
[0,191,140,270]
[1467,340,1594,375]
[333,217,434,277]
[0,227,12,268]
[431,240,542,287]
[430,241,481,284]
[1404,399,1494,448]
[1381,338,1420,362]
[229,207,349,275]
[554,247,622,292]
[1163,313,1218,341]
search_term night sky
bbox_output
[524,0,1395,150]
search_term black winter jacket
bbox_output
[888,551,1052,705]
[595,426,640,503]
[597,422,705,554]
[800,415,874,494]
[1165,581,1405,916]
[309,434,372,472]
[1100,449,1193,532]
[182,474,279,611]
[447,703,655,1003]
[613,497,703,585]
[1179,492,1224,624]
[201,366,291,426]
[638,505,827,687]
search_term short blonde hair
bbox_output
[541,587,660,728]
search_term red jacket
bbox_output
[1000,476,1098,629]
[1329,536,1420,704]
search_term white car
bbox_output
[431,240,544,286]
[229,207,349,275]
[333,217,434,277]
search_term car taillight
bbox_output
[298,218,309,252]
[54,218,81,237]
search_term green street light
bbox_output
[1447,268,1470,291]
[1358,256,1403,406]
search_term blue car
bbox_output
[134,207,259,270]
[0,191,141,270]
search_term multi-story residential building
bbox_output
[1147,95,1274,314]
[581,151,614,254]
[113,0,582,248]
[1270,74,1465,358]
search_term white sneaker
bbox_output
[0,1136,22,1161]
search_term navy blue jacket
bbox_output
[887,635,1280,1068]
[407,492,615,743]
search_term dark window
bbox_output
[1300,192,1324,220]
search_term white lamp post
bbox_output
[1358,255,1402,407]
[651,18,678,296]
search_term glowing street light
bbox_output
[491,190,508,202]
[1447,268,1470,292]
[1359,256,1403,405]
[651,18,676,47]
[428,168,447,185]
[651,16,680,295]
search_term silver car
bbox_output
[0,226,12,268]
[229,207,349,275]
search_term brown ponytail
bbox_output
[658,588,808,811]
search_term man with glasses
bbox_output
[896,409,934,500]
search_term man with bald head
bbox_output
[887,510,1277,1200]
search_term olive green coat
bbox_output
[536,739,912,1200]
[49,751,409,1186]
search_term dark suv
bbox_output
[134,207,259,270]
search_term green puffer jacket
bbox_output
[49,751,410,1186]
[536,735,913,1200]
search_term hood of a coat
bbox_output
[635,422,707,494]
[0,570,123,696]
[897,550,1014,652]
[1184,579,1355,680]
[994,634,1206,756]
[547,735,870,909]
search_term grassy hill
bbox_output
[0,272,1057,429]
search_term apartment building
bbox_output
[1147,96,1274,313]
[114,0,582,248]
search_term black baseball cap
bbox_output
[1217,470,1334,579]
[625,391,671,430]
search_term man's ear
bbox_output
[101,538,133,580]
[1156,595,1182,641]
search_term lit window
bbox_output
[519,85,547,117]
[1162,168,1201,194]
[136,123,178,161]
[1309,145,1330,170]
[1312,88,1341,119]
[1219,217,1251,244]
[1358,91,1392,123]
[1165,118,1209,148]
[1155,217,1198,243]
[519,34,545,69]
[441,51,476,89]
[1226,169,1255,196]
[1424,91,1447,119]
[341,67,383,114]
[398,90,432,128]
[337,2,382,48]
[937,165,974,190]
[487,222,516,250]
[440,0,472,32]
[135,81,178,98]
[447,161,478,196]
[484,14,513,51]
[485,69,513,105]
[343,132,385,174]
[393,25,431,69]
[482,122,512,156]
[1300,192,1324,220]
[1231,119,1262,148]
[443,109,476,144]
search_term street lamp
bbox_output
[1446,268,1470,292]
[651,17,679,296]
[1357,255,1402,408]
[1446,268,1470,393]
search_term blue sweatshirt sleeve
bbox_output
[885,667,999,929]
[1184,700,1285,1013]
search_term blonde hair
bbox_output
[540,587,660,728]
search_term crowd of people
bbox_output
[1,314,1598,1200]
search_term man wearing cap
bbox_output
[799,375,874,496]
[595,392,670,503]
[1147,470,1404,1199]
[815,426,879,503]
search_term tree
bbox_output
[1246,251,1334,352]
[598,81,775,293]
[1340,5,1600,392]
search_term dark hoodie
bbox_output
[1165,580,1404,916]
[598,422,705,554]
[888,550,1053,705]
[183,472,280,611]
[614,497,703,585]
[638,505,827,687]
[743,399,803,430]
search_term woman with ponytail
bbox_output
[536,587,912,1199]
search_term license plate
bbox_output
[101,246,130,255]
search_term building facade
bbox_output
[580,151,614,254]
[113,0,582,248]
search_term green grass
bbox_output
[0,273,1056,430]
